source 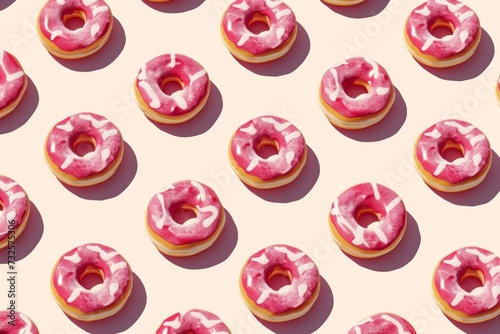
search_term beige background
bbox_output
[0,0,499,332]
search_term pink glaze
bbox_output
[0,311,39,334]
[0,50,26,111]
[51,243,132,314]
[230,115,305,181]
[156,309,230,334]
[240,244,319,315]
[45,112,122,179]
[147,180,223,245]
[0,176,29,246]
[347,312,416,334]
[221,0,296,56]
[330,183,406,252]
[415,119,490,184]
[405,0,480,60]
[135,54,209,117]
[320,57,393,118]
[38,0,112,52]
[433,247,500,316]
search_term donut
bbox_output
[146,180,226,257]
[228,115,307,189]
[50,243,133,321]
[0,176,30,249]
[319,57,395,129]
[239,244,320,322]
[322,0,366,6]
[329,183,406,258]
[347,312,417,334]
[432,246,500,323]
[404,0,481,68]
[44,112,124,187]
[134,53,210,124]
[156,309,231,333]
[37,0,113,59]
[0,311,39,333]
[220,0,297,63]
[413,119,491,192]
[0,49,27,119]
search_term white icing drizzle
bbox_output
[265,0,283,8]
[169,53,176,68]
[354,327,362,334]
[424,128,441,138]
[492,286,500,299]
[8,192,25,205]
[275,9,291,20]
[109,282,119,296]
[276,27,285,40]
[381,314,411,334]
[470,134,485,146]
[240,124,257,135]
[191,69,207,82]
[465,248,496,263]
[56,0,65,4]
[190,311,222,328]
[414,6,430,16]
[421,147,428,161]
[273,245,305,262]
[18,313,33,333]
[451,292,465,307]
[286,151,295,164]
[436,0,464,13]
[138,80,161,108]
[458,11,474,23]
[83,0,97,5]
[67,288,84,303]
[444,120,475,135]
[285,131,301,143]
[298,262,315,275]
[433,161,447,176]
[386,196,402,212]
[472,154,481,166]
[101,148,110,162]
[443,255,462,267]
[44,15,63,41]
[247,274,253,287]
[261,117,291,131]
[79,114,109,129]
[191,181,206,201]
[460,30,469,43]
[92,6,109,17]
[232,1,249,10]
[372,227,388,244]
[0,50,24,81]
[366,58,379,79]
[257,290,271,304]
[110,261,127,274]
[63,252,81,264]
[421,39,435,52]
[246,158,259,172]
[61,156,74,169]
[155,193,167,229]
[101,129,118,141]
[173,94,188,110]
[251,253,269,265]
[6,211,15,221]
[198,205,218,228]
[490,265,500,277]
[163,315,181,329]
[87,245,118,261]
[0,180,17,191]
[56,120,74,132]
[91,23,100,38]
[298,283,307,298]
[237,33,251,46]
[376,87,390,95]
[440,276,445,289]
[371,182,381,200]
[328,68,340,101]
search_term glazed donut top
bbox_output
[434,246,500,315]
[230,115,306,180]
[0,49,25,110]
[156,309,230,334]
[347,312,416,334]
[320,57,393,117]
[0,311,38,334]
[405,0,479,59]
[240,244,319,314]
[45,113,122,178]
[52,243,131,313]
[221,0,296,55]
[0,176,29,241]
[38,0,112,51]
[147,180,223,245]
[415,119,490,184]
[330,183,405,250]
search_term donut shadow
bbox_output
[0,0,15,10]
[141,0,205,13]
[70,272,147,334]
[62,141,138,200]
[257,276,333,334]
[427,150,500,206]
[334,87,407,142]
[321,0,390,18]
[417,28,494,81]
[0,201,44,263]
[345,211,421,272]
[449,314,500,334]
[162,209,238,269]
[236,22,310,77]
[53,17,126,72]
[152,81,223,137]
[246,145,320,203]
[0,76,39,134]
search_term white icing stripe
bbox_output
[190,311,222,328]
[276,27,285,40]
[458,11,474,23]
[490,265,500,277]
[169,53,176,68]
[163,316,181,329]
[232,1,249,10]
[63,252,81,263]
[110,261,127,274]
[237,33,251,46]
[109,282,119,296]
[83,0,97,5]
[261,117,291,131]
[78,114,109,129]
[424,128,441,138]
[492,286,500,299]
[18,313,32,333]
[354,327,362,334]
[435,0,463,12]
[92,6,108,16]
[275,9,291,20]
[444,121,475,135]
[191,69,207,82]
[376,87,390,95]
[366,58,379,78]
[174,95,188,110]
[451,292,465,306]
[285,131,301,143]
[101,148,110,162]
[0,180,17,191]
[8,192,25,203]
[381,314,409,334]
[373,227,388,244]
[44,15,63,41]
[246,158,259,172]
[257,290,271,304]
[251,253,269,265]
[414,6,430,16]
[473,154,481,166]
[56,120,74,132]
[138,81,161,109]
[465,248,496,263]
[421,38,434,52]
[102,129,118,141]
[6,211,15,221]
[155,193,167,228]
[198,205,218,228]
[87,245,118,261]
[286,151,295,164]
[371,183,380,200]
[470,134,485,146]
[433,161,447,176]
[67,288,84,303]
[460,30,469,43]
[443,255,461,267]
[191,181,206,201]
[298,262,314,274]
[298,283,307,298]
[440,277,445,290]
[328,68,340,101]
[273,246,305,261]
[61,156,74,169]
[240,124,257,135]
[265,0,283,8]
[386,196,402,212]
[91,23,100,38]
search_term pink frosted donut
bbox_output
[239,244,320,322]
[134,53,210,124]
[329,183,406,258]
[156,309,231,334]
[228,115,307,189]
[146,180,226,257]
[220,0,297,63]
[0,311,39,333]
[432,246,500,323]
[347,312,416,334]
[414,119,491,192]
[0,49,27,118]
[37,0,113,59]
[404,0,481,68]
[50,243,133,321]
[319,57,395,129]
[44,112,124,187]
[0,176,30,249]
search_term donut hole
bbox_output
[256,136,279,159]
[247,12,271,35]
[441,140,465,164]
[79,265,104,290]
[71,133,96,157]
[356,208,381,229]
[267,266,292,292]
[430,17,454,39]
[172,203,198,226]
[0,201,3,211]
[62,9,86,31]
[459,268,485,293]
[160,76,184,96]
[343,78,370,99]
